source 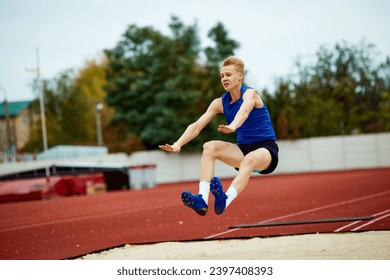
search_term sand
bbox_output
[78,231,390,260]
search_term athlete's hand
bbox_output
[159,143,181,153]
[218,124,236,134]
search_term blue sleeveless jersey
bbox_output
[221,84,276,144]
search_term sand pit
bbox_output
[78,231,390,260]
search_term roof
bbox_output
[0,100,32,118]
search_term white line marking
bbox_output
[333,209,390,232]
[205,228,240,239]
[204,190,390,239]
[351,213,390,231]
[372,208,390,217]
[334,209,390,232]
[334,221,362,232]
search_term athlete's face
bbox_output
[220,65,243,91]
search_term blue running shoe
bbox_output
[210,177,228,215]
[181,191,208,216]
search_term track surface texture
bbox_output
[0,168,389,260]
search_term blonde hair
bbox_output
[222,56,245,75]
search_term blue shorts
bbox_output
[235,140,279,174]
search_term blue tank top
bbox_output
[221,84,276,144]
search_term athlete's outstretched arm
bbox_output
[159,98,223,152]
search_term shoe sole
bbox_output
[181,192,208,216]
[210,177,226,215]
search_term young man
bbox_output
[159,56,278,216]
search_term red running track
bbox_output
[0,168,389,260]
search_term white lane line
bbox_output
[334,209,390,232]
[204,190,390,240]
[334,221,362,232]
[205,228,240,239]
[372,209,390,217]
[351,213,390,231]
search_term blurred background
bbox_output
[0,0,389,201]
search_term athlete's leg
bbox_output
[204,147,272,215]
[182,140,244,215]
[200,140,244,182]
[199,141,244,214]
[212,148,272,213]
[230,148,272,194]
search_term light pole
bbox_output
[95,102,104,146]
[27,47,50,177]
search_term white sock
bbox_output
[198,181,210,205]
[225,186,238,208]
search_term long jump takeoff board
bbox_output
[230,216,372,229]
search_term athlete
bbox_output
[159,56,278,215]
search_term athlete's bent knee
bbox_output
[241,149,271,171]
[240,155,258,170]
[203,141,215,151]
[203,141,222,156]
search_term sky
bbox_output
[0,0,389,102]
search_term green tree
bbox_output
[267,41,390,139]
[25,71,73,151]
[263,79,300,139]
[25,57,110,151]
[379,58,390,130]
[71,58,111,144]
[104,16,239,150]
